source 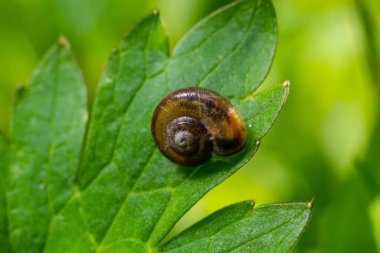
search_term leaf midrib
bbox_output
[44,46,60,217]
[85,17,160,250]
[18,47,61,252]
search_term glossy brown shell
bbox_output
[151,87,247,166]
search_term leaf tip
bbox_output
[152,8,160,16]
[16,83,26,91]
[15,83,27,100]
[57,36,70,48]
[307,199,314,210]
[282,80,291,102]
[283,80,290,88]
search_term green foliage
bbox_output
[0,0,312,252]
[0,134,11,252]
[1,40,87,253]
[159,202,311,253]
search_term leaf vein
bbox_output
[197,1,259,89]
[97,19,160,246]
[99,149,159,248]
[227,211,304,253]
[173,4,239,58]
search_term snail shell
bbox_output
[151,87,247,166]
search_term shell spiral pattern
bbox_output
[151,87,247,166]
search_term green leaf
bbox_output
[43,0,302,252]
[159,202,312,253]
[2,39,87,253]
[0,0,311,252]
[44,12,171,253]
[0,133,12,253]
[168,0,276,100]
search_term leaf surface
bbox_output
[0,0,311,252]
[0,133,12,252]
[168,0,276,100]
[43,1,299,252]
[159,202,312,253]
[1,40,87,253]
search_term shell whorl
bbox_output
[151,87,246,166]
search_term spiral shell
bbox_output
[151,87,246,166]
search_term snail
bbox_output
[151,87,247,166]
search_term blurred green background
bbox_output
[0,0,379,252]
